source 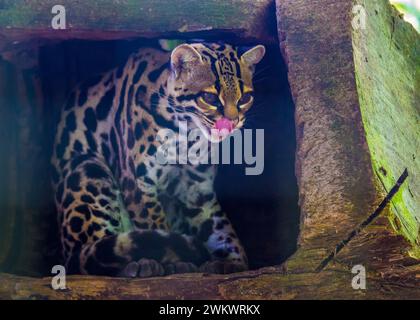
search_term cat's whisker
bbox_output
[252,77,270,84]
[253,66,270,78]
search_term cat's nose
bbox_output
[224,104,239,121]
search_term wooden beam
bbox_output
[0,0,276,51]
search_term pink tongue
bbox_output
[215,118,234,133]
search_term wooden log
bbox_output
[0,261,419,300]
[275,0,419,289]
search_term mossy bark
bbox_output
[277,0,419,288]
[352,0,420,254]
[277,0,378,251]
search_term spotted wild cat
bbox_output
[52,42,266,277]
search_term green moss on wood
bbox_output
[352,0,420,253]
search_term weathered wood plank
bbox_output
[0,0,276,48]
[0,260,419,300]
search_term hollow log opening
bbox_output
[0,38,299,275]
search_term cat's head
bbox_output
[168,43,265,142]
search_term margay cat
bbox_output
[52,42,266,277]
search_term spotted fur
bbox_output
[52,42,265,277]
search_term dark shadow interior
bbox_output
[5,38,299,274]
[215,45,300,269]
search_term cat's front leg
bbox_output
[180,165,248,274]
[124,165,210,275]
[197,204,249,274]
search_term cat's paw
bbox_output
[163,262,198,275]
[118,258,165,278]
[199,261,247,274]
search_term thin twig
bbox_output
[315,168,409,272]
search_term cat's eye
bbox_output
[238,93,253,107]
[201,92,220,106]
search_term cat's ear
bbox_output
[171,44,203,79]
[240,45,266,66]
